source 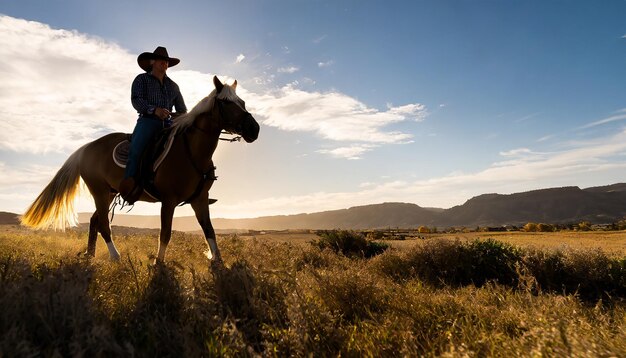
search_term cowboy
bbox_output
[119,46,187,203]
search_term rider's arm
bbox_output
[173,82,187,114]
[131,75,156,115]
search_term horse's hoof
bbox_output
[78,251,95,258]
[210,259,225,272]
[151,258,165,267]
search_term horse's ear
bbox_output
[213,76,224,93]
[232,80,237,90]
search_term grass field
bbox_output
[383,231,626,255]
[0,224,624,356]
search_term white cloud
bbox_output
[514,112,541,123]
[235,53,246,63]
[313,35,327,44]
[499,148,534,157]
[578,111,626,129]
[249,86,425,144]
[277,66,299,74]
[0,15,136,153]
[318,60,334,67]
[387,103,427,121]
[316,144,376,160]
[252,74,275,85]
[1,15,424,159]
[537,134,555,142]
[301,77,316,85]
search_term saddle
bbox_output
[115,130,217,206]
[113,131,174,173]
[115,130,173,203]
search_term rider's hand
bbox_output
[155,107,171,120]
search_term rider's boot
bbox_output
[119,177,143,204]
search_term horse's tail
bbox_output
[21,146,85,230]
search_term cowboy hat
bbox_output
[137,46,180,72]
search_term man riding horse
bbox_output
[22,42,259,264]
[119,46,187,203]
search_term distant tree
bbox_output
[577,221,592,231]
[418,226,430,234]
[523,222,538,232]
[537,223,555,232]
[367,231,385,240]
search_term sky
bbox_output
[0,0,625,219]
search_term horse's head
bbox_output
[213,76,259,143]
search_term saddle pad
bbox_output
[113,140,130,168]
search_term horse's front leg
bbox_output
[156,201,177,263]
[191,194,222,265]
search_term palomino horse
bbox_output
[21,76,259,264]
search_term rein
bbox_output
[177,97,241,205]
[190,99,243,142]
[180,130,217,206]
[219,132,242,142]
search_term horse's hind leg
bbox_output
[87,185,120,261]
[86,211,99,256]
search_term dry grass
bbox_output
[383,230,626,256]
[0,225,624,357]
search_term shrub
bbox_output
[312,230,389,258]
[537,223,555,232]
[371,238,626,302]
[577,221,592,231]
[373,239,523,287]
[522,249,626,301]
[418,226,430,234]
[523,222,538,232]
[463,239,522,286]
[366,231,385,241]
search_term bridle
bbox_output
[186,98,246,142]
[216,98,247,142]
[177,95,253,205]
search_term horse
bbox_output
[21,76,259,265]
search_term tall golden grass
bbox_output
[0,226,624,356]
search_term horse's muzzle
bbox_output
[242,114,259,143]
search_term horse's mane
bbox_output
[172,84,239,136]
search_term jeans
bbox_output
[124,117,164,179]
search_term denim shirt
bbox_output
[131,72,187,116]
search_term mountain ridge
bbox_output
[4,183,626,230]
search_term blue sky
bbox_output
[1,1,625,219]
